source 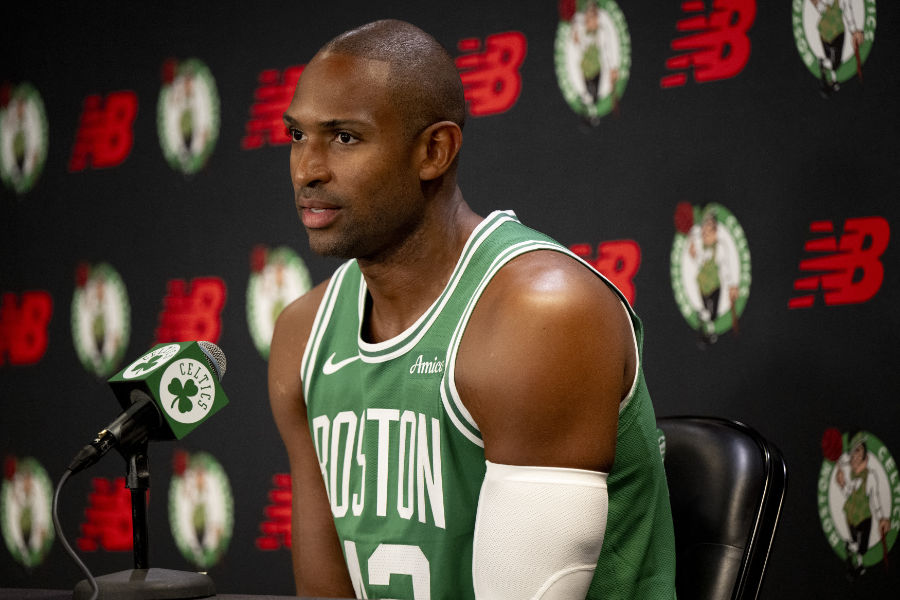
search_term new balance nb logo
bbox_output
[789,217,890,308]
[660,0,757,88]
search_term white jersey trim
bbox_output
[356,211,517,364]
[301,260,354,402]
[444,240,565,445]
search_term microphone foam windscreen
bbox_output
[198,341,227,380]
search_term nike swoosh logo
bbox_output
[322,352,361,375]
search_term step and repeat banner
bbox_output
[2,1,897,597]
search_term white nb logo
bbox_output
[322,352,360,375]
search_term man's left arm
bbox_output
[456,250,635,599]
[866,473,892,538]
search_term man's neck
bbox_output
[358,190,482,342]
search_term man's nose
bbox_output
[292,143,331,189]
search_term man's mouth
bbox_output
[300,205,341,229]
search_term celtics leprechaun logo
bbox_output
[71,262,131,377]
[168,450,233,568]
[246,245,312,360]
[1,456,54,568]
[157,58,220,174]
[554,0,631,125]
[0,82,48,195]
[819,429,898,578]
[792,0,876,96]
[671,202,751,345]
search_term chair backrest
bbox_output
[657,416,788,600]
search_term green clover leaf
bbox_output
[168,377,199,413]
[133,354,162,373]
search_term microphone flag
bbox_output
[108,341,229,440]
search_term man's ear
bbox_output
[418,121,463,181]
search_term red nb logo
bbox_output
[155,277,227,343]
[456,32,527,117]
[78,477,133,552]
[789,217,890,308]
[0,291,52,366]
[661,0,757,88]
[241,66,305,150]
[569,240,641,305]
[256,473,292,550]
[69,91,139,171]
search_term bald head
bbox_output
[317,19,466,137]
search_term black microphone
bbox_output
[68,341,229,474]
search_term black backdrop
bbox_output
[2,1,898,597]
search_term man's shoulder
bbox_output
[460,246,636,385]
[460,247,633,372]
[487,248,622,314]
[273,278,332,348]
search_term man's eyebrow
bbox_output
[281,114,370,130]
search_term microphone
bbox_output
[68,341,229,474]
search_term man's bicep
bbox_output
[268,282,332,472]
[268,290,354,596]
[457,255,630,472]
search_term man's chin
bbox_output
[306,232,355,260]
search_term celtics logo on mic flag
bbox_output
[109,341,229,439]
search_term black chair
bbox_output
[657,416,788,600]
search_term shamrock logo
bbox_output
[168,377,199,414]
[133,354,163,373]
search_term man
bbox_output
[688,209,738,345]
[836,432,892,577]
[571,0,619,108]
[269,19,675,599]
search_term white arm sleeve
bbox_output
[472,460,608,600]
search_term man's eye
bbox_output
[336,132,356,144]
[286,127,304,142]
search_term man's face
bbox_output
[850,443,867,473]
[283,52,424,260]
[586,4,599,32]
[701,220,717,246]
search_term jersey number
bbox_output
[344,540,431,599]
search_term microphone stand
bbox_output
[129,444,150,569]
[74,441,216,600]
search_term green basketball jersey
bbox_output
[301,210,676,599]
